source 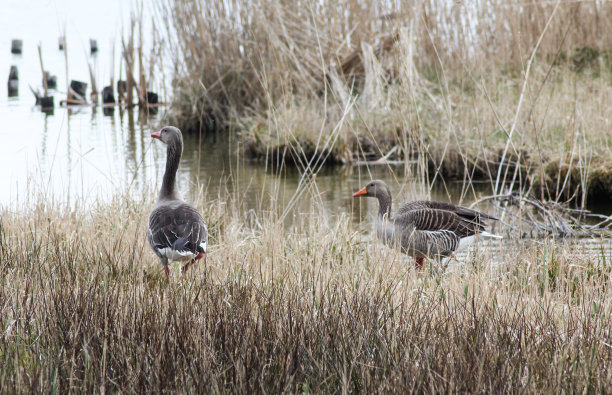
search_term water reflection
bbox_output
[174,128,490,229]
[0,0,489,223]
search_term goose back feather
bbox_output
[148,201,208,264]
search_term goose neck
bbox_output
[377,190,392,219]
[159,137,182,201]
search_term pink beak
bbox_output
[151,130,162,139]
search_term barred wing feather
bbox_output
[148,203,208,259]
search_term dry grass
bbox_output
[157,0,612,204]
[1,188,611,392]
[158,0,612,124]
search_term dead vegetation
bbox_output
[159,0,612,205]
[1,189,612,392]
[158,0,612,127]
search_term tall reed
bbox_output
[158,0,612,205]
[158,0,612,130]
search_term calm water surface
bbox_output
[2,1,611,266]
[0,1,484,217]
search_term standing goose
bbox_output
[148,126,208,276]
[353,180,500,268]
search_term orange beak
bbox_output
[353,187,368,197]
[151,130,162,139]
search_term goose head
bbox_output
[353,180,393,217]
[151,126,183,146]
[353,180,391,199]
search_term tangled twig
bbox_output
[471,193,612,239]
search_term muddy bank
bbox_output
[431,150,612,205]
[244,137,344,168]
[245,136,612,205]
[532,156,612,204]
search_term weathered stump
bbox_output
[11,39,23,54]
[70,80,87,100]
[40,96,54,110]
[44,72,57,90]
[8,66,18,81]
[8,80,18,97]
[102,86,115,104]
[90,39,98,54]
[7,66,18,96]
[146,91,159,104]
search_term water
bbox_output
[1,0,143,201]
[2,1,610,265]
[0,1,478,213]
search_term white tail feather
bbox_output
[479,231,503,239]
[158,247,196,262]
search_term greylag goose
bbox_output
[148,126,208,276]
[353,180,500,268]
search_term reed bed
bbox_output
[1,188,611,392]
[158,0,612,126]
[158,0,612,204]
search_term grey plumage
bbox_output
[148,126,208,275]
[354,180,498,266]
[148,201,208,264]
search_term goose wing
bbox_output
[397,200,496,223]
[394,208,485,238]
[148,203,208,258]
[391,208,486,257]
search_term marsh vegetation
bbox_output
[3,1,612,393]
[160,0,612,204]
[1,190,611,392]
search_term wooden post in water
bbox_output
[8,66,19,97]
[37,43,53,110]
[88,61,98,104]
[147,21,158,105]
[103,39,116,109]
[110,38,115,96]
[126,18,135,108]
[11,39,23,54]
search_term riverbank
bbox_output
[241,65,612,204]
[159,0,612,204]
[1,191,611,392]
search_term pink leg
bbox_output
[182,252,205,274]
[164,266,170,277]
[181,259,195,273]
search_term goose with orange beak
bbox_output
[147,126,208,276]
[353,180,500,268]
